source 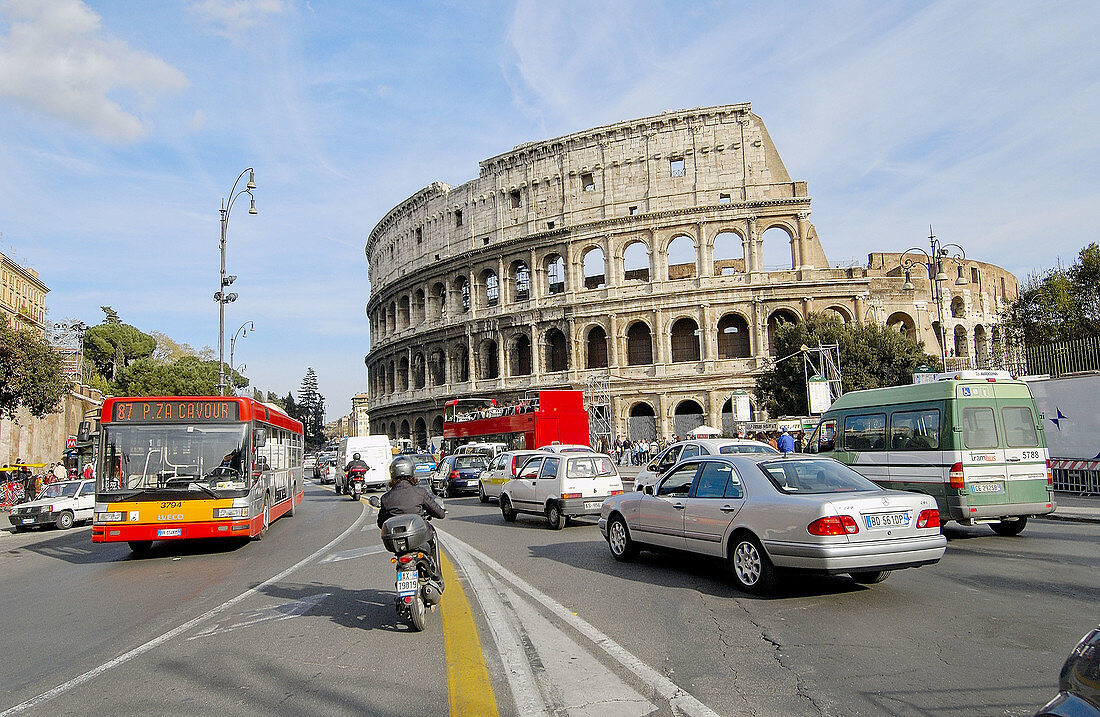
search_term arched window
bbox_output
[627,322,653,365]
[477,338,499,379]
[386,361,395,394]
[954,325,969,360]
[623,241,650,282]
[974,325,989,368]
[717,314,750,358]
[414,418,427,449]
[586,326,608,369]
[546,254,565,295]
[456,276,470,313]
[674,400,705,437]
[432,415,444,437]
[429,349,446,385]
[483,269,499,307]
[582,247,606,289]
[433,282,446,319]
[400,420,410,440]
[824,306,852,324]
[628,402,656,441]
[666,235,696,280]
[413,352,426,389]
[767,309,800,356]
[545,328,569,372]
[670,318,700,362]
[388,422,396,440]
[713,231,745,275]
[398,356,409,391]
[388,301,397,333]
[398,295,410,328]
[511,260,531,302]
[452,345,469,383]
[760,226,794,270]
[887,312,916,341]
[951,296,965,318]
[510,335,532,376]
[413,289,426,324]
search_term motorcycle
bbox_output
[370,496,443,631]
[342,464,369,500]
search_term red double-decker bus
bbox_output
[442,390,590,452]
[92,396,304,553]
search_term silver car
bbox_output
[633,438,779,491]
[599,454,946,594]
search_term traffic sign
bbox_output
[66,435,77,449]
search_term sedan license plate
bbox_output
[864,512,910,529]
[157,528,182,537]
[584,501,602,510]
[21,518,34,524]
[396,570,419,596]
[971,482,1004,493]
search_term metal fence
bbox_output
[1053,468,1100,496]
[1024,336,1100,377]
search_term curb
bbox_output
[1036,513,1100,525]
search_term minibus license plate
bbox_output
[972,482,1003,493]
[864,512,909,529]
[396,570,419,596]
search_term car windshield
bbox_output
[758,458,881,494]
[566,455,616,477]
[40,482,81,499]
[719,444,778,454]
[98,423,250,493]
[454,456,488,470]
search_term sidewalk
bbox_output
[1046,492,1100,524]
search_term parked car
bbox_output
[599,454,946,594]
[8,479,95,531]
[433,454,489,497]
[1036,625,1100,716]
[500,452,623,530]
[634,438,779,492]
[303,454,317,471]
[478,450,546,503]
[539,443,593,454]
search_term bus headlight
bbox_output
[95,512,124,522]
[214,507,249,519]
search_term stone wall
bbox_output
[0,384,103,466]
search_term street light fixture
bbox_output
[216,168,257,396]
[899,226,966,372]
[228,320,254,395]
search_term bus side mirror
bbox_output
[254,428,267,447]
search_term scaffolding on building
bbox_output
[585,369,613,450]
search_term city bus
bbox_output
[92,396,304,553]
[442,390,590,453]
[805,372,1054,535]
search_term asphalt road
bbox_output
[1,482,1096,716]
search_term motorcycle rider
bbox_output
[377,455,446,591]
[344,452,369,491]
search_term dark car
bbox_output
[433,454,488,498]
[1036,625,1100,716]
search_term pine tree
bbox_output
[297,368,325,446]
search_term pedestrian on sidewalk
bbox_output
[52,461,66,482]
[777,428,795,454]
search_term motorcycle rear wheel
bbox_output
[408,593,427,631]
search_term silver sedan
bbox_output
[599,454,947,594]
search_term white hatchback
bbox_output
[478,450,546,503]
[8,479,95,531]
[499,452,624,530]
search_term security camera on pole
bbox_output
[215,168,257,396]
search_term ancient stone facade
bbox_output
[363,104,1017,444]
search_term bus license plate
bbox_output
[864,512,909,529]
[972,482,1003,493]
[396,571,419,596]
[157,528,182,537]
[584,501,602,510]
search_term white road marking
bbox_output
[318,544,386,563]
[0,503,369,717]
[437,527,723,717]
[187,592,331,640]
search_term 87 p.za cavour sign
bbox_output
[112,400,240,423]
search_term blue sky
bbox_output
[2,0,1098,419]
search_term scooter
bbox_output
[370,497,443,631]
[345,464,369,500]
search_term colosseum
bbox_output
[363,103,1018,445]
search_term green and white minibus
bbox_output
[805,372,1054,535]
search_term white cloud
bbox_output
[189,0,288,38]
[0,0,189,142]
[189,108,207,131]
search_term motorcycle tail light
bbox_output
[398,555,414,564]
[403,596,413,604]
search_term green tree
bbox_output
[83,307,156,382]
[755,313,938,416]
[0,321,70,419]
[296,368,326,447]
[111,356,245,397]
[1002,243,1100,343]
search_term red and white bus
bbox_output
[92,396,304,553]
[442,390,590,453]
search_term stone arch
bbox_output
[399,420,410,440]
[387,301,397,333]
[886,311,917,341]
[476,338,499,379]
[545,327,569,373]
[386,360,395,394]
[398,295,410,329]
[388,421,396,440]
[712,230,745,276]
[412,352,426,389]
[626,321,653,366]
[586,325,608,369]
[665,234,697,280]
[429,348,447,385]
[510,334,532,376]
[954,325,969,360]
[760,225,795,270]
[623,241,651,282]
[413,289,425,324]
[824,305,852,324]
[481,268,499,307]
[455,275,470,313]
[510,259,531,302]
[545,253,566,295]
[717,313,751,358]
[431,415,444,437]
[582,246,606,289]
[398,356,409,392]
[951,295,965,318]
[767,308,801,356]
[628,401,657,441]
[431,282,446,319]
[991,325,1004,365]
[670,317,700,362]
[414,418,427,448]
[673,399,705,437]
[974,325,989,368]
[451,344,470,383]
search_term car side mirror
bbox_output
[643,485,654,495]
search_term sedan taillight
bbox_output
[450,470,459,480]
[917,509,940,528]
[807,515,859,536]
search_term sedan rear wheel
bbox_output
[850,570,892,584]
[500,496,517,523]
[607,516,638,561]
[729,535,777,594]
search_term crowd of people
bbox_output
[0,458,93,507]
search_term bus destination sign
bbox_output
[112,400,240,423]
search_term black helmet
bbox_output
[353,452,361,460]
[390,456,415,481]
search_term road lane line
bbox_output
[439,551,500,717]
[436,527,724,717]
[0,502,369,717]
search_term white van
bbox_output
[336,435,392,491]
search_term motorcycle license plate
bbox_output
[396,570,419,597]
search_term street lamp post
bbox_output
[228,320,254,395]
[899,226,968,372]
[215,168,257,396]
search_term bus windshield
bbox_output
[98,424,250,493]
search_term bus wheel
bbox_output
[289,485,297,517]
[128,541,152,555]
[990,516,1028,536]
[255,497,271,540]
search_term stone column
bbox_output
[609,313,621,367]
[653,310,668,365]
[707,390,722,430]
[529,249,540,300]
[530,322,542,382]
[467,332,476,389]
[567,317,579,380]
[746,216,759,272]
[497,256,506,307]
[854,294,867,324]
[802,297,813,320]
[657,392,669,440]
[751,300,765,358]
[702,303,716,361]
[796,211,811,269]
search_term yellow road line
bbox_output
[440,551,499,717]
